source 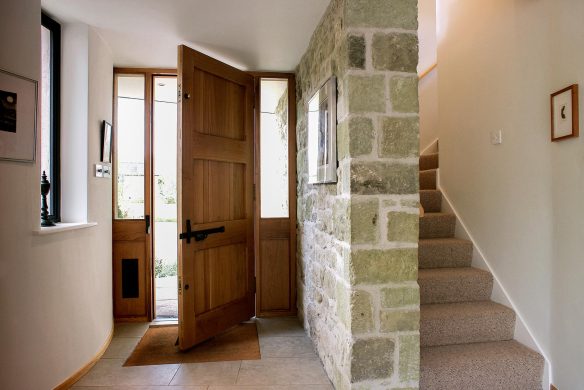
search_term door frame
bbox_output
[251,73,298,317]
[112,68,176,322]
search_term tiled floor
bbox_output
[72,317,333,389]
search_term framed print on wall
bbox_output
[0,68,38,162]
[101,120,112,163]
[308,76,337,184]
[551,84,579,142]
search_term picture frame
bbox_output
[0,68,38,162]
[307,76,337,184]
[551,84,579,142]
[101,120,112,163]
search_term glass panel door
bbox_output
[115,75,146,220]
[153,76,178,319]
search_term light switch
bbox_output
[490,130,503,145]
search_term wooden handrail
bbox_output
[419,63,437,80]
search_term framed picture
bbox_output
[551,84,579,142]
[308,77,337,184]
[0,68,38,162]
[101,120,112,163]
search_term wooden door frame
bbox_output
[251,73,298,317]
[112,68,176,322]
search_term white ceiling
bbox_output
[41,0,330,71]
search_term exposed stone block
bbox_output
[351,289,374,333]
[380,310,420,332]
[390,76,419,113]
[348,34,366,69]
[381,286,420,308]
[351,198,379,244]
[349,116,374,156]
[372,33,418,72]
[399,334,420,382]
[387,211,419,242]
[351,161,419,195]
[346,0,418,30]
[379,117,419,158]
[351,337,394,381]
[348,75,386,113]
[351,249,418,284]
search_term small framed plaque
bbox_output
[551,84,579,142]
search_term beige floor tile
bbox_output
[74,387,206,390]
[259,336,316,358]
[236,358,330,386]
[255,318,305,337]
[73,359,179,387]
[170,361,242,386]
[209,386,333,390]
[114,322,150,338]
[102,337,141,359]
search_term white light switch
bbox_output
[490,130,503,145]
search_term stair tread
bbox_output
[420,153,439,171]
[421,301,516,347]
[419,169,437,190]
[421,300,514,319]
[419,267,492,281]
[418,267,493,304]
[419,213,456,239]
[421,340,544,390]
[420,189,442,213]
[419,238,473,269]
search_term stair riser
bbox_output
[421,341,544,390]
[420,190,442,213]
[420,169,437,190]
[419,240,473,269]
[419,274,493,304]
[421,311,516,347]
[420,215,456,239]
[420,154,439,171]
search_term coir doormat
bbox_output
[124,322,260,366]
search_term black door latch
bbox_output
[179,219,225,243]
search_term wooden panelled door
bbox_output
[177,45,255,349]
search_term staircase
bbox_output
[418,152,545,390]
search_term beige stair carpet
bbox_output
[418,152,544,389]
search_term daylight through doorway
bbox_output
[153,76,178,319]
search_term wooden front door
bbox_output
[177,45,255,349]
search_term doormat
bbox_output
[124,322,260,366]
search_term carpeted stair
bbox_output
[418,152,544,390]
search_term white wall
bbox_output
[0,1,114,388]
[418,0,438,152]
[437,0,584,387]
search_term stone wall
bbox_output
[296,0,420,388]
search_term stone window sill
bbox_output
[35,222,98,235]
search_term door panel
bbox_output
[254,75,297,317]
[178,45,255,349]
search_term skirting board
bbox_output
[436,171,551,388]
[53,324,114,390]
[420,138,439,156]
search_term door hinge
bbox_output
[178,275,182,295]
[177,83,182,103]
[253,276,257,293]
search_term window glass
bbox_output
[260,79,289,218]
[115,75,145,219]
[40,25,52,209]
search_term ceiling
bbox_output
[42,0,330,71]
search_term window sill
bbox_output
[35,222,98,235]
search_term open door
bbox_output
[177,45,255,349]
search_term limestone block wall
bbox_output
[296,0,420,388]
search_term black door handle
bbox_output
[179,220,225,243]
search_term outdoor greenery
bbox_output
[155,258,177,278]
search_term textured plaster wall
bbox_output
[296,0,420,388]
